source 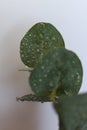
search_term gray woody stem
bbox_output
[16,94,58,103]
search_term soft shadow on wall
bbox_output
[0,21,42,130]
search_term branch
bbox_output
[16,94,58,103]
[18,68,33,72]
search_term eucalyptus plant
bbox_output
[17,22,86,130]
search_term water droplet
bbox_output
[34,35,36,38]
[71,75,74,78]
[47,69,50,73]
[29,34,32,37]
[44,74,47,78]
[32,56,35,59]
[21,54,24,57]
[33,83,37,86]
[41,66,45,69]
[46,36,49,40]
[22,42,25,45]
[40,34,43,38]
[32,48,34,51]
[72,61,75,64]
[49,82,53,87]
[37,49,40,52]
[39,79,42,82]
[52,37,56,40]
[27,60,30,63]
[26,55,28,58]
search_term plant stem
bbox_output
[18,69,33,72]
[16,94,58,103]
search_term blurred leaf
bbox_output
[54,93,87,130]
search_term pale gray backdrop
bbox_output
[0,0,87,130]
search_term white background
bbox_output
[0,0,87,130]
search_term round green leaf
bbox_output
[29,48,83,97]
[20,22,65,68]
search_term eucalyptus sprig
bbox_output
[17,22,84,130]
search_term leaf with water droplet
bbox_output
[20,22,65,68]
[29,48,83,97]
